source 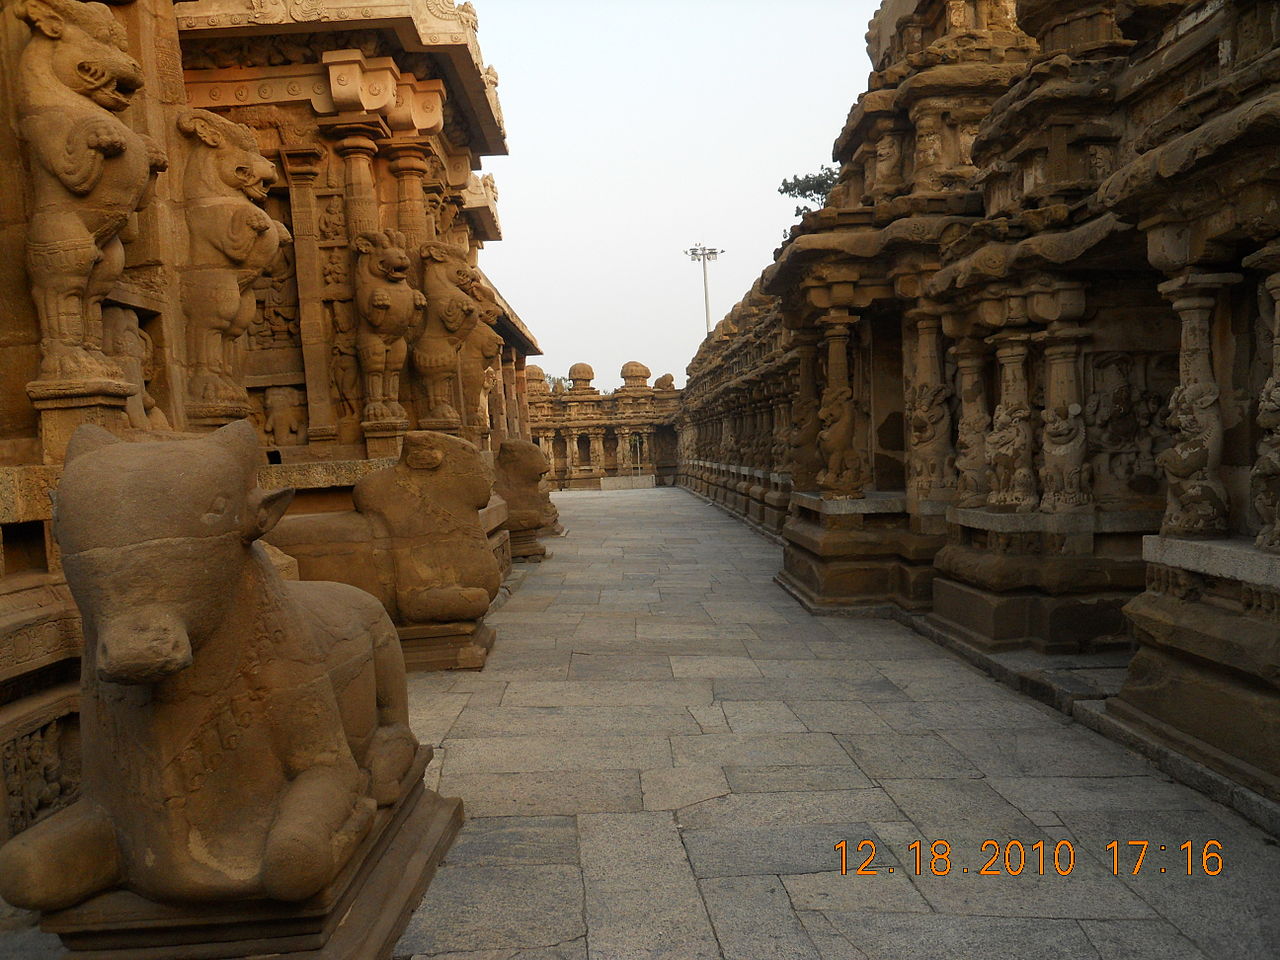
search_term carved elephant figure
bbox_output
[15,0,168,383]
[0,422,419,911]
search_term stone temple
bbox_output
[0,0,1277,958]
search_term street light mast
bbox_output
[684,242,724,335]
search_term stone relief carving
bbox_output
[250,246,300,349]
[415,241,482,425]
[352,230,423,425]
[0,422,420,910]
[907,382,955,497]
[15,0,168,384]
[102,306,170,431]
[264,385,307,446]
[318,196,346,241]
[1039,402,1092,512]
[1158,383,1228,537]
[817,385,863,496]
[329,300,362,421]
[178,109,291,417]
[1252,375,1280,552]
[985,402,1038,511]
[3,719,80,841]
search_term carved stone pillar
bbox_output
[952,336,991,508]
[1039,324,1091,512]
[514,356,531,440]
[588,429,606,471]
[328,123,385,237]
[387,143,431,261]
[906,309,955,503]
[1155,273,1240,537]
[280,146,337,443]
[818,317,864,498]
[985,333,1037,511]
[501,348,518,439]
[490,358,509,446]
[618,428,633,469]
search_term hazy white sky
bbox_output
[475,1,880,390]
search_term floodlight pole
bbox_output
[685,243,724,334]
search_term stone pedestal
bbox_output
[399,620,496,671]
[777,491,941,613]
[1109,536,1280,804]
[363,420,409,460]
[27,381,132,465]
[41,749,462,960]
[929,507,1154,652]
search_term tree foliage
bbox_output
[778,165,840,217]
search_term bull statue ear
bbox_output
[209,419,262,466]
[65,424,121,463]
[243,487,295,542]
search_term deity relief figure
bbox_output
[15,0,168,383]
[1039,403,1092,512]
[1252,377,1280,552]
[985,402,1037,511]
[263,385,307,446]
[907,382,955,497]
[352,230,424,424]
[414,241,482,425]
[1159,382,1228,537]
[317,196,346,241]
[178,109,290,414]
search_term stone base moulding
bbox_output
[777,491,942,613]
[1111,536,1280,805]
[927,506,1157,653]
[399,619,496,671]
[41,748,463,959]
[509,528,547,560]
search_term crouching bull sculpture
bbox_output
[0,421,420,911]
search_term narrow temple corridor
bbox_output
[390,488,1279,960]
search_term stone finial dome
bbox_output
[525,364,548,394]
[620,361,652,390]
[568,363,595,388]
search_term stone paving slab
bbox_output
[399,489,1278,959]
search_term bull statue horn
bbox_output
[65,424,121,463]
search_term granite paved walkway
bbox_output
[2,488,1276,960]
[394,488,1279,960]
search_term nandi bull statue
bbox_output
[0,421,421,913]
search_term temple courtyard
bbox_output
[4,487,1276,960]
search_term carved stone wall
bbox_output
[677,0,1280,805]
[0,0,539,852]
